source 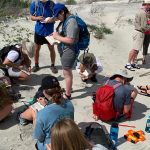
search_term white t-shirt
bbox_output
[76,57,103,76]
[6,50,22,66]
[92,144,108,150]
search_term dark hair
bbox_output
[56,7,69,32]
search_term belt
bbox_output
[135,29,143,33]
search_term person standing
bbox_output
[52,3,79,99]
[142,9,150,64]
[30,0,58,73]
[125,0,150,70]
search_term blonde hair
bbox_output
[51,119,92,150]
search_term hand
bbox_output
[80,72,88,79]
[45,17,55,23]
[37,97,48,106]
[37,16,45,21]
[93,114,98,121]
[52,32,60,40]
[18,65,24,70]
[28,66,32,73]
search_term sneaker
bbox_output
[50,66,58,74]
[125,64,135,71]
[17,112,28,126]
[131,63,140,69]
[32,65,40,72]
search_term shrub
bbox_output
[87,24,113,39]
[0,0,29,17]
[65,0,76,5]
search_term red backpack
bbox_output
[93,82,121,121]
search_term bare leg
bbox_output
[47,43,56,65]
[0,105,12,121]
[21,107,35,121]
[128,49,138,64]
[63,69,73,97]
[34,43,41,64]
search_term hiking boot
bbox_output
[17,112,28,126]
[131,63,140,69]
[50,66,58,74]
[32,65,40,72]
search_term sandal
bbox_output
[63,93,71,100]
[139,90,150,97]
[137,85,149,90]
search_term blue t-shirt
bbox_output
[107,80,131,113]
[30,0,54,36]
[33,100,74,150]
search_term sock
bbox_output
[35,63,39,67]
[51,64,54,67]
[126,63,131,65]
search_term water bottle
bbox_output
[110,122,119,149]
[145,116,150,133]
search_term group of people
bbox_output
[0,0,150,150]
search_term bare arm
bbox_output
[123,105,131,114]
[3,58,20,69]
[52,32,75,44]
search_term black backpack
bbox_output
[0,45,21,63]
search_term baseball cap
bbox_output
[41,75,60,89]
[53,3,65,17]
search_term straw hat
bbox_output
[110,69,133,82]
[22,39,34,58]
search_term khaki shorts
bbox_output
[132,30,144,51]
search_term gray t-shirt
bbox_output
[61,16,79,51]
[107,80,131,112]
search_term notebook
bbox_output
[45,35,60,45]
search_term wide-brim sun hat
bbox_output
[110,69,133,82]
[22,39,34,58]
[79,53,95,65]
[41,75,60,90]
[143,0,150,4]
[53,3,65,17]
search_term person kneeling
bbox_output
[1,39,34,81]
[76,53,103,83]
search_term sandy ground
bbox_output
[0,1,150,150]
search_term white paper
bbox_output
[45,35,60,45]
